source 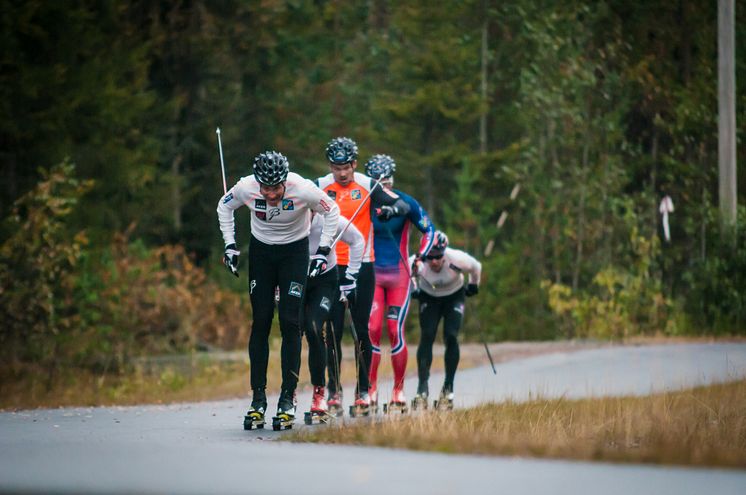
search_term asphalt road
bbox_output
[1,342,745,494]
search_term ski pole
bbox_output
[216,127,228,194]
[483,340,497,374]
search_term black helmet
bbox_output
[364,154,396,180]
[429,231,449,256]
[253,151,289,186]
[325,137,358,165]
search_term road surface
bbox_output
[1,342,745,494]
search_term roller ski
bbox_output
[411,393,428,411]
[327,391,344,417]
[411,383,429,411]
[272,389,296,431]
[243,389,267,430]
[368,386,380,415]
[383,387,408,414]
[348,392,372,418]
[433,386,454,411]
[304,386,331,425]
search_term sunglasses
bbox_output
[424,254,444,260]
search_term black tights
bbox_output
[248,236,308,394]
[416,289,465,393]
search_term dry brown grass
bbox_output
[292,379,746,468]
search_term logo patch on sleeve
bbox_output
[255,199,267,210]
[222,192,234,204]
[351,189,362,200]
[288,282,303,298]
[282,199,294,210]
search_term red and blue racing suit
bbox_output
[369,190,435,403]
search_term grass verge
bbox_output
[291,379,746,469]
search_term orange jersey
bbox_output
[316,172,379,265]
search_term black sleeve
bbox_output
[370,186,411,216]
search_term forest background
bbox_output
[1,1,745,382]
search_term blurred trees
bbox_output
[0,0,744,353]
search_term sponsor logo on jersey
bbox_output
[282,199,294,210]
[268,207,280,221]
[288,282,303,298]
[255,199,266,210]
[222,192,234,204]
[320,296,331,311]
[326,190,337,200]
[351,189,362,200]
[386,306,401,320]
[449,263,463,273]
[454,302,465,314]
[250,280,257,294]
[255,211,266,220]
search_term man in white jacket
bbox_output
[217,151,339,430]
[410,231,482,410]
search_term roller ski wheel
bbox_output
[383,401,408,414]
[327,391,343,418]
[304,411,331,425]
[328,403,344,417]
[243,409,265,430]
[411,394,428,411]
[272,413,294,431]
[348,392,371,418]
[433,394,454,411]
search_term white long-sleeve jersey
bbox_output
[217,172,339,247]
[410,247,482,298]
[309,214,364,277]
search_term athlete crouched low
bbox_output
[217,151,339,430]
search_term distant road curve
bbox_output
[1,342,744,495]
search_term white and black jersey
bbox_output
[411,247,482,298]
[308,214,364,278]
[217,171,339,247]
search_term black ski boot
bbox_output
[411,383,429,411]
[272,389,296,431]
[433,384,454,411]
[244,389,267,430]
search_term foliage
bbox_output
[0,0,745,351]
[0,162,251,381]
[0,161,92,374]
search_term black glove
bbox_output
[339,271,358,305]
[410,288,422,301]
[464,283,479,297]
[223,243,240,277]
[309,246,331,277]
[376,205,400,221]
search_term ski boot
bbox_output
[327,390,343,418]
[411,393,428,411]
[433,385,454,411]
[368,385,380,415]
[243,389,267,430]
[348,391,372,418]
[304,386,331,425]
[411,383,429,411]
[272,389,296,431]
[383,386,408,414]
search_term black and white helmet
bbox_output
[325,137,358,165]
[364,154,396,180]
[253,151,289,186]
[429,230,449,256]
